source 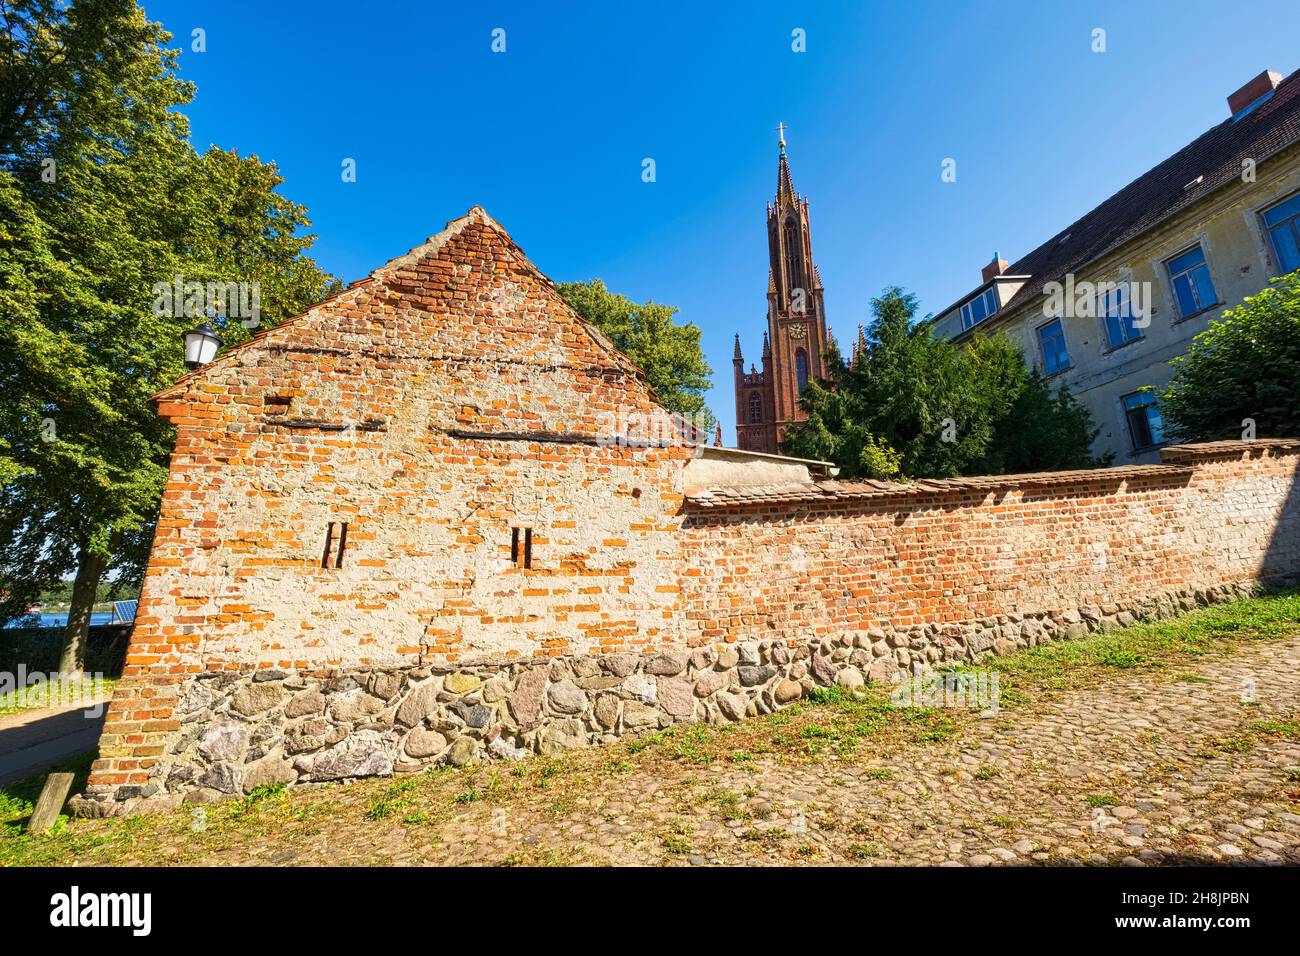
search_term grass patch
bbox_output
[1251,719,1300,739]
[0,677,115,716]
[672,727,716,765]
[1209,735,1255,754]
[808,686,852,706]
[229,783,288,819]
[365,778,417,820]
[1100,649,1142,669]
[0,751,96,834]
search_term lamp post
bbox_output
[182,322,222,370]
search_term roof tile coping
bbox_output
[682,439,1300,512]
[1159,437,1300,463]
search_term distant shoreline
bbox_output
[4,612,117,630]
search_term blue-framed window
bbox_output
[1165,245,1218,318]
[960,288,998,330]
[1037,319,1070,375]
[1100,283,1141,349]
[1122,391,1165,451]
[1263,192,1300,276]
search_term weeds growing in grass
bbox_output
[1252,719,1300,739]
[1101,649,1142,668]
[366,779,417,820]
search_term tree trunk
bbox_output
[57,545,110,678]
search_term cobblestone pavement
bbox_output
[127,632,1299,868]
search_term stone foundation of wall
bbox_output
[71,579,1260,817]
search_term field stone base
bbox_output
[69,580,1259,817]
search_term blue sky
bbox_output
[146,0,1298,439]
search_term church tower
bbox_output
[733,127,829,454]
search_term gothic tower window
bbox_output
[795,349,809,394]
[783,219,802,295]
[749,392,763,423]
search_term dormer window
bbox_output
[960,288,998,330]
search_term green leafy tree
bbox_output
[558,279,716,432]
[784,286,1104,479]
[1159,271,1300,442]
[0,1,339,672]
[980,367,1106,473]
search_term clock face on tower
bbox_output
[788,322,808,340]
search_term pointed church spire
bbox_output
[762,330,772,357]
[733,333,743,360]
[775,123,796,206]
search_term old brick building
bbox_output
[76,204,1300,816]
[733,131,830,453]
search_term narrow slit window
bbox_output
[322,521,349,568]
[510,526,533,569]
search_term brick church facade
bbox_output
[732,133,830,453]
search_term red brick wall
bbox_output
[679,443,1300,646]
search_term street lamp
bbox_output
[182,322,222,370]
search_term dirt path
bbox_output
[0,700,108,787]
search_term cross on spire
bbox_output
[776,122,787,150]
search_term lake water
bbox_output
[4,612,116,629]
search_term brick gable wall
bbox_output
[82,210,695,803]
